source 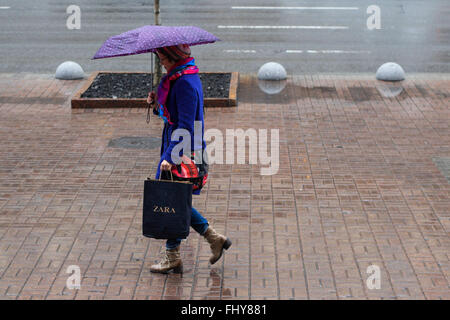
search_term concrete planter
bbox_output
[71,71,239,109]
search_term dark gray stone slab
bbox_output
[108,136,161,150]
[433,157,450,183]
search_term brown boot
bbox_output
[150,246,183,274]
[203,227,232,265]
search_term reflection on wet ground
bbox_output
[239,76,292,105]
[149,243,232,300]
[375,85,404,98]
[241,74,449,105]
[203,268,232,299]
[257,79,287,95]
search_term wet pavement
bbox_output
[0,0,449,74]
[0,72,449,299]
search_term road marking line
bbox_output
[224,50,257,53]
[0,7,11,9]
[222,50,371,54]
[232,6,359,10]
[320,50,370,54]
[287,50,370,54]
[218,25,348,30]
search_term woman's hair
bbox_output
[157,44,191,62]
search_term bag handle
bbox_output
[158,169,174,181]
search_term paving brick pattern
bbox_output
[0,72,448,300]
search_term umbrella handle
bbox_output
[146,102,151,124]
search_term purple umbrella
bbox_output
[92,25,220,59]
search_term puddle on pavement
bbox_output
[347,86,403,101]
[415,84,448,99]
[297,86,338,98]
[238,76,449,104]
[238,76,293,105]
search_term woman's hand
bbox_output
[160,160,172,172]
[147,91,157,105]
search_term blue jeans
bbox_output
[166,207,209,249]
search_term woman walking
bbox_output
[147,44,231,273]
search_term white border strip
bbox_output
[218,25,348,30]
[224,50,257,53]
[232,6,359,10]
[0,6,11,9]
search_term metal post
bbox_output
[153,0,162,88]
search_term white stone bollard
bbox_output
[55,61,85,80]
[257,62,287,80]
[376,62,405,81]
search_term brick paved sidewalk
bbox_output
[0,72,448,300]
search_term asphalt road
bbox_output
[0,0,449,74]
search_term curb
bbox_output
[71,71,239,109]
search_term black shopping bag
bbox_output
[142,172,193,239]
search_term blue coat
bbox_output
[155,73,207,195]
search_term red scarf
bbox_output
[156,57,199,124]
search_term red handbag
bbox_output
[160,153,208,192]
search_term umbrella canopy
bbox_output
[92,25,220,59]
